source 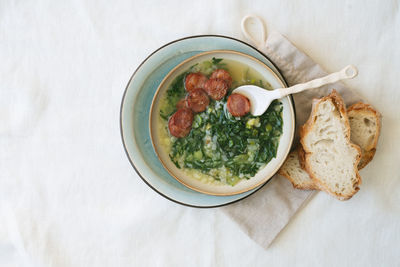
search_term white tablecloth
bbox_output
[1,1,399,266]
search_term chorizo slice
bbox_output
[210,69,232,88]
[168,108,194,138]
[186,88,209,113]
[184,72,208,92]
[227,93,251,117]
[204,78,229,101]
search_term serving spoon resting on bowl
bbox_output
[232,65,358,116]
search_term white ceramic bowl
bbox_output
[150,50,295,196]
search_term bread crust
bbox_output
[347,102,381,169]
[297,145,306,170]
[278,172,317,190]
[299,90,362,200]
[296,145,323,190]
[358,149,376,169]
[278,149,318,190]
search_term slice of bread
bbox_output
[279,101,381,195]
[278,148,319,190]
[347,102,381,169]
[300,90,362,200]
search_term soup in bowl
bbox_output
[150,50,295,195]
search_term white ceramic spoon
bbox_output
[232,65,358,116]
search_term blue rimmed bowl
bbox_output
[120,35,294,208]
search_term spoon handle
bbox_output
[277,65,358,97]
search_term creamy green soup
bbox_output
[158,58,283,186]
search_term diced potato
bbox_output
[246,118,260,128]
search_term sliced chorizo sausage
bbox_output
[176,98,188,109]
[204,78,229,101]
[186,88,209,113]
[168,108,194,138]
[185,72,208,92]
[210,69,232,88]
[227,93,251,117]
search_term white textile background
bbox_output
[1,0,399,266]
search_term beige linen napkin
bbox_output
[222,15,364,249]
